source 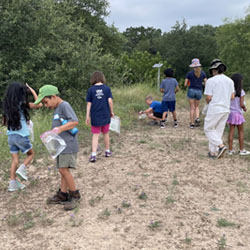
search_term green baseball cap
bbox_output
[34,85,59,104]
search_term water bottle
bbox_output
[60,118,79,135]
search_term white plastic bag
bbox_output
[27,120,34,142]
[40,130,66,159]
[138,113,147,120]
[110,116,121,134]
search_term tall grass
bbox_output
[1,84,249,177]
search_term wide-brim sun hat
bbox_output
[209,59,227,74]
[189,58,202,68]
[34,85,59,104]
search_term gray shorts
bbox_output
[56,153,77,169]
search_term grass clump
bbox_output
[217,218,236,228]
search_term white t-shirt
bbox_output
[204,74,235,116]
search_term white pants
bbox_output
[204,112,229,153]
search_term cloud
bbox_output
[105,0,249,32]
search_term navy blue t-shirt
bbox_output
[86,84,113,126]
[186,70,206,90]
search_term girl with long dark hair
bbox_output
[3,82,41,191]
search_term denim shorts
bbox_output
[8,134,32,154]
[161,101,176,112]
[187,88,202,100]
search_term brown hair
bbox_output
[145,95,153,101]
[90,71,106,85]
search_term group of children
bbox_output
[141,59,250,159]
[2,60,250,208]
[2,71,113,210]
[140,68,180,129]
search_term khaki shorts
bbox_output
[56,153,77,169]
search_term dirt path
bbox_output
[1,110,250,250]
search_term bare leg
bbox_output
[189,99,195,124]
[228,124,235,151]
[237,124,244,151]
[172,111,177,121]
[10,153,19,180]
[148,113,163,121]
[23,148,35,166]
[162,111,168,121]
[92,133,100,153]
[103,132,110,150]
[59,168,76,192]
[194,100,200,120]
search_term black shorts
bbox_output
[153,112,163,118]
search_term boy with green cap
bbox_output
[35,85,81,210]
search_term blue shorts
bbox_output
[161,101,176,112]
[8,134,32,154]
[187,88,202,100]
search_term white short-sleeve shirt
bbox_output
[204,74,235,116]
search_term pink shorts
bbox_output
[91,124,110,134]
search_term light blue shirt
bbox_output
[7,112,30,137]
[160,78,178,101]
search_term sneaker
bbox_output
[47,189,69,204]
[239,150,250,156]
[190,124,195,129]
[64,190,81,211]
[8,180,25,192]
[105,151,112,157]
[208,152,216,159]
[217,146,227,159]
[174,121,178,128]
[195,118,200,127]
[89,155,96,163]
[227,150,235,155]
[160,121,166,128]
[148,121,158,126]
[16,164,28,181]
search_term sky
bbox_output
[105,0,250,32]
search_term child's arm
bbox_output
[139,107,153,114]
[54,121,79,134]
[85,102,91,125]
[205,95,212,104]
[175,86,180,93]
[26,83,43,109]
[108,98,114,117]
[184,79,189,87]
[240,96,247,112]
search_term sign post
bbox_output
[152,63,163,90]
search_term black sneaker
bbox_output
[195,118,200,127]
[64,190,81,210]
[148,121,158,126]
[174,120,178,128]
[208,152,216,159]
[217,146,227,159]
[190,123,195,129]
[160,121,166,128]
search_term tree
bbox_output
[123,26,162,54]
[216,13,250,88]
[158,20,218,80]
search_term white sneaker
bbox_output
[8,180,25,192]
[239,150,250,156]
[227,150,235,155]
[16,164,28,181]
